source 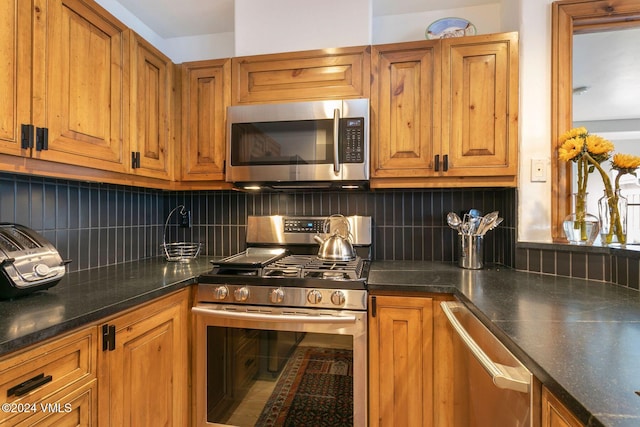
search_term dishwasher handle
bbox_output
[440,301,531,393]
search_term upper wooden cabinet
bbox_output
[31,0,130,173]
[370,40,441,178]
[129,30,174,180]
[180,59,231,183]
[0,0,31,156]
[231,45,371,105]
[371,32,518,188]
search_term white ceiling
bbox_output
[112,0,493,38]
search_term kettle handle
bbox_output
[322,214,351,237]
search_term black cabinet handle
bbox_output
[35,127,48,151]
[21,124,34,149]
[443,154,449,172]
[102,324,116,351]
[7,373,53,397]
[371,296,377,318]
[131,152,141,169]
[434,154,440,172]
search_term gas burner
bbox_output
[302,257,364,280]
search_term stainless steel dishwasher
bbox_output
[440,301,533,427]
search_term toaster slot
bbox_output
[4,228,39,249]
[0,233,21,253]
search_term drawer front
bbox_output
[13,379,98,427]
[0,327,97,424]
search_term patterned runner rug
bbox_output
[255,346,353,427]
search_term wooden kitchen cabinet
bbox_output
[98,288,190,427]
[371,32,518,188]
[542,386,585,427]
[30,0,130,173]
[129,30,174,181]
[368,294,434,427]
[0,326,98,426]
[231,45,371,105]
[180,59,231,184]
[0,0,31,157]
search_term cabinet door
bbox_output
[0,326,97,426]
[369,295,433,427]
[180,59,230,182]
[232,45,370,104]
[542,387,585,427]
[98,289,189,427]
[31,0,130,173]
[130,31,173,180]
[441,33,518,177]
[0,0,31,156]
[371,41,440,179]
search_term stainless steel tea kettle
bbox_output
[313,214,356,261]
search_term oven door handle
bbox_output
[192,306,358,324]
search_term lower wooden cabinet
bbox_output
[368,294,435,427]
[97,288,190,426]
[542,386,585,427]
[0,326,98,426]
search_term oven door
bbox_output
[192,303,367,427]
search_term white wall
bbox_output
[516,0,554,242]
[96,0,559,243]
[234,0,372,56]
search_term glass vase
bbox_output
[598,189,627,246]
[563,192,599,245]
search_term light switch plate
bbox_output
[531,159,546,182]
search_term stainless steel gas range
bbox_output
[192,215,371,427]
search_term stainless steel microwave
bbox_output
[226,98,369,190]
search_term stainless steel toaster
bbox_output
[0,223,70,299]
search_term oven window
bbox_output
[230,120,335,166]
[206,327,353,426]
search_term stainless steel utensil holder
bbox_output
[458,234,483,269]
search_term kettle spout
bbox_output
[313,235,324,245]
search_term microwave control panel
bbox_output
[341,118,365,163]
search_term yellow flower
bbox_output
[558,127,587,145]
[585,134,614,156]
[558,137,584,161]
[612,153,640,173]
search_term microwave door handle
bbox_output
[333,108,341,174]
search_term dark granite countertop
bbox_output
[2,258,639,427]
[369,261,640,427]
[0,257,212,356]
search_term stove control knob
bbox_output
[307,289,323,305]
[331,290,346,306]
[234,286,250,302]
[213,286,228,300]
[269,288,285,304]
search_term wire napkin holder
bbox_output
[162,205,202,262]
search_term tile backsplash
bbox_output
[0,172,517,272]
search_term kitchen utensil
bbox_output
[313,214,356,261]
[469,208,483,218]
[477,211,500,235]
[447,212,462,230]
